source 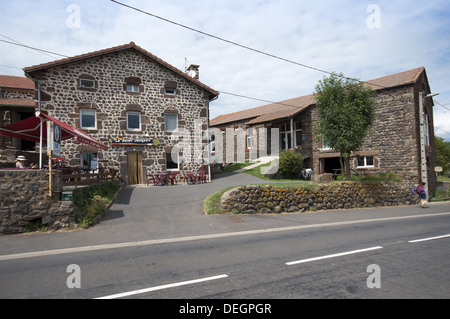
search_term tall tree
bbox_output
[435,136,450,175]
[315,73,376,180]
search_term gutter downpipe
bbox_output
[206,95,219,182]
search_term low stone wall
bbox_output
[0,169,75,234]
[221,181,419,214]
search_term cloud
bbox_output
[1,0,449,140]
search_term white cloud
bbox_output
[1,0,449,140]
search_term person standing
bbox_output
[415,182,428,208]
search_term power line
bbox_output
[110,0,385,89]
[435,100,450,112]
[0,38,69,58]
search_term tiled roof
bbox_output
[24,42,219,98]
[0,75,35,90]
[211,67,425,126]
[0,98,35,106]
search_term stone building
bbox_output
[0,75,37,164]
[22,42,219,184]
[210,67,437,190]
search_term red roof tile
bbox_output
[0,98,35,106]
[211,67,426,126]
[0,75,35,90]
[24,42,219,98]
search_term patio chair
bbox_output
[183,171,196,184]
[197,170,207,183]
[146,173,157,186]
[167,171,179,185]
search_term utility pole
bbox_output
[418,91,439,202]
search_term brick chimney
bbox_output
[186,64,200,80]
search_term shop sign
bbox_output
[109,137,160,146]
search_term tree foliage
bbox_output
[315,73,376,179]
[435,136,450,174]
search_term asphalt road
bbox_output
[0,172,449,303]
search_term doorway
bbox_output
[127,151,143,184]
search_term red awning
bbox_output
[0,112,108,151]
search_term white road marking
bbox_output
[1,212,449,261]
[95,274,228,299]
[408,234,450,243]
[286,246,383,266]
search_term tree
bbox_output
[315,73,376,180]
[435,136,450,175]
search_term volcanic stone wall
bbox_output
[221,182,419,214]
[0,169,75,234]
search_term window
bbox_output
[210,134,216,153]
[163,81,178,96]
[246,127,253,149]
[80,109,97,129]
[424,112,430,146]
[166,152,179,171]
[294,122,302,146]
[164,113,178,132]
[79,78,95,89]
[357,156,374,168]
[164,88,176,95]
[126,84,139,92]
[81,152,98,171]
[322,138,332,150]
[127,112,141,131]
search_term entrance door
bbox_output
[127,152,143,184]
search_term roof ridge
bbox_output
[24,42,218,97]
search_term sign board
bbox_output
[53,124,61,157]
[434,166,443,172]
[109,137,160,147]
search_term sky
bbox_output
[1,0,449,141]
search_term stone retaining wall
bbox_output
[0,169,75,234]
[221,181,419,214]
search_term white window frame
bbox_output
[79,78,95,89]
[357,156,374,168]
[294,122,302,146]
[126,84,139,92]
[166,152,179,171]
[164,88,176,95]
[80,109,97,129]
[246,127,253,149]
[126,111,141,131]
[164,113,178,132]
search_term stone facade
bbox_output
[24,43,218,184]
[211,67,437,191]
[221,182,419,214]
[0,169,75,234]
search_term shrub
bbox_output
[73,182,120,228]
[278,150,304,179]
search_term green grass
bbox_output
[242,161,304,182]
[203,186,236,215]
